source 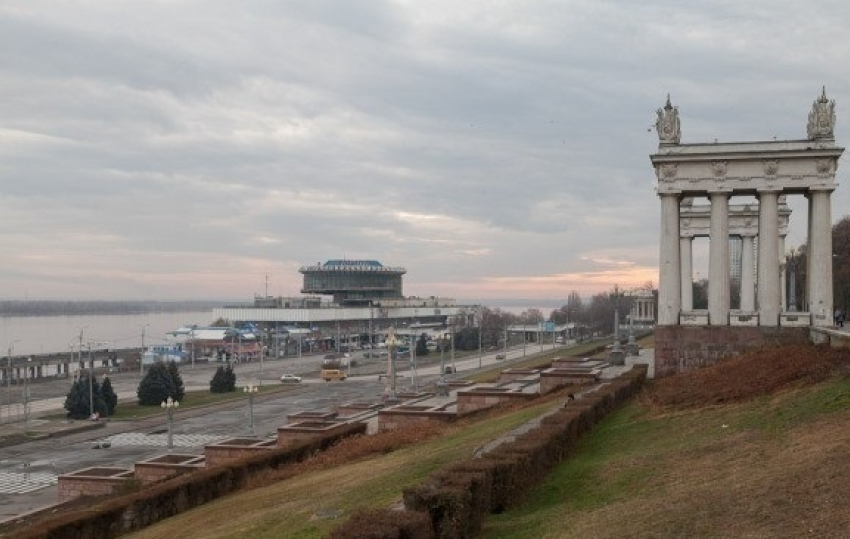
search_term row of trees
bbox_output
[64,360,243,419]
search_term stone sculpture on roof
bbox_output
[807,86,836,141]
[656,94,681,145]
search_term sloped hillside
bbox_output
[644,343,850,407]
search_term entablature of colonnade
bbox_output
[652,139,841,197]
[680,200,791,238]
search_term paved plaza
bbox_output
[104,432,228,448]
[0,471,58,495]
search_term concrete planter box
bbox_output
[337,401,384,417]
[135,454,205,485]
[287,410,337,423]
[277,420,354,447]
[539,368,599,394]
[499,369,540,383]
[456,388,537,416]
[377,404,456,432]
[204,438,277,468]
[58,466,134,502]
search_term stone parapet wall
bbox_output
[377,408,455,432]
[58,467,134,502]
[277,420,359,447]
[205,438,277,468]
[654,325,809,377]
[456,390,537,416]
[135,454,205,485]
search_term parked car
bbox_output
[280,373,302,383]
[495,353,506,360]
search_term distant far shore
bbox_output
[0,300,223,317]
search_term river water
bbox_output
[0,302,564,357]
[0,310,215,356]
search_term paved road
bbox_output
[0,342,563,521]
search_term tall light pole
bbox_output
[24,357,32,422]
[244,385,258,436]
[161,396,179,449]
[6,340,20,423]
[477,307,483,369]
[140,324,150,376]
[449,324,456,374]
[87,342,94,419]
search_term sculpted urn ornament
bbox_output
[807,87,836,141]
[656,94,681,145]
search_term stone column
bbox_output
[680,236,693,311]
[708,192,730,325]
[658,193,681,325]
[757,190,781,326]
[740,234,756,311]
[808,189,834,327]
[779,234,787,311]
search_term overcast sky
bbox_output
[2,1,849,302]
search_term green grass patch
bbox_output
[107,385,287,420]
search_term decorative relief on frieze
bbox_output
[763,159,779,176]
[807,87,836,141]
[816,158,832,174]
[659,163,677,178]
[711,161,728,177]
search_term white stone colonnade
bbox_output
[652,91,843,328]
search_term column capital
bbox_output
[756,187,784,195]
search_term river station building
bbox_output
[210,259,475,355]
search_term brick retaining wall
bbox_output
[654,325,809,377]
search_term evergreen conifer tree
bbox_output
[209,364,237,393]
[166,361,185,401]
[101,376,118,415]
[137,362,175,405]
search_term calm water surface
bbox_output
[0,310,215,356]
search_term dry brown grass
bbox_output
[642,343,850,407]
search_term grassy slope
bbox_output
[482,375,850,538]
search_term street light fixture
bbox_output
[160,396,179,449]
[244,385,258,436]
[5,340,20,423]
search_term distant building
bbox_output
[211,259,475,356]
[299,259,406,305]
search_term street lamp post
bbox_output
[140,324,150,376]
[449,324,456,374]
[610,284,625,365]
[24,357,32,422]
[5,340,20,423]
[477,308,483,369]
[244,385,258,436]
[161,396,179,449]
[436,333,449,397]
